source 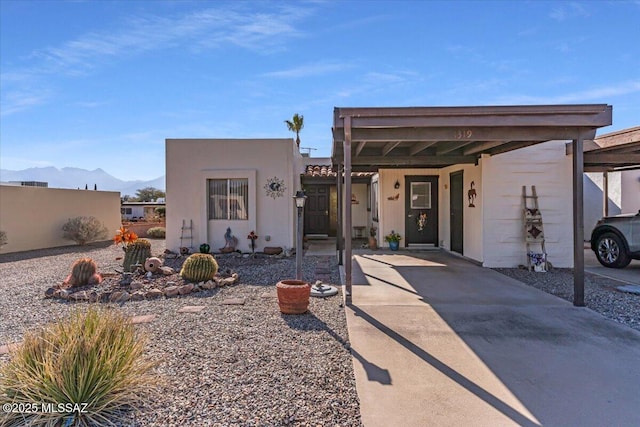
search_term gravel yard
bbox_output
[0,241,362,427]
[494,267,640,331]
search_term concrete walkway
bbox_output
[344,250,640,427]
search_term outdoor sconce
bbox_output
[294,190,307,209]
[394,180,400,189]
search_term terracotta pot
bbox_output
[276,280,311,314]
[368,236,378,250]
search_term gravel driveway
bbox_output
[0,241,362,426]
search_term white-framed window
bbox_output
[121,207,132,215]
[410,182,431,209]
[208,178,249,220]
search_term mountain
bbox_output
[0,167,165,197]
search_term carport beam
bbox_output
[344,116,353,305]
[602,171,609,217]
[337,162,343,266]
[572,137,585,307]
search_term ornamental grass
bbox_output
[0,307,158,427]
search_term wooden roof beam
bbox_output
[436,140,477,155]
[382,141,401,156]
[584,153,640,165]
[410,141,437,156]
[463,141,504,155]
[355,141,367,157]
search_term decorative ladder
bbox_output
[180,219,193,250]
[522,186,548,271]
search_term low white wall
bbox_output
[165,138,302,253]
[482,141,574,268]
[621,170,640,214]
[0,185,121,253]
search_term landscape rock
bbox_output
[164,286,180,297]
[146,288,164,299]
[44,287,56,298]
[160,266,175,275]
[130,291,146,301]
[178,284,195,295]
[130,281,144,290]
[109,291,130,303]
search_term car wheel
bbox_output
[595,232,631,268]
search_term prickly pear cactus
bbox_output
[180,253,218,282]
[123,239,152,272]
[65,258,101,287]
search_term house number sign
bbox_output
[455,129,473,139]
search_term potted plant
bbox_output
[368,227,378,250]
[276,280,311,314]
[384,230,402,251]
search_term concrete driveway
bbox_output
[584,247,640,286]
[344,250,640,427]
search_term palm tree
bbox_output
[284,113,304,147]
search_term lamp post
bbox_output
[293,190,307,280]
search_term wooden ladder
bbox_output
[522,186,548,271]
[180,219,193,250]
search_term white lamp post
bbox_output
[293,190,306,280]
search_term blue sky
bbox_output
[1,0,639,181]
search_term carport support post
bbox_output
[602,171,609,217]
[337,162,343,266]
[344,116,353,304]
[572,137,585,307]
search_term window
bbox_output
[208,179,249,220]
[410,182,431,209]
[371,180,379,222]
[121,207,132,215]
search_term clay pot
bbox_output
[276,280,311,314]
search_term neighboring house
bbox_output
[166,139,304,253]
[121,200,165,221]
[583,126,640,240]
[166,105,626,273]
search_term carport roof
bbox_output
[571,126,640,172]
[332,104,612,170]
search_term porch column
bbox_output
[572,136,585,307]
[344,116,353,305]
[337,162,343,266]
[602,171,609,217]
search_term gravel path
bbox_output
[0,241,362,426]
[494,267,640,331]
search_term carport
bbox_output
[568,125,640,216]
[331,104,613,306]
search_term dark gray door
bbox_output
[405,176,438,246]
[450,171,464,254]
[304,185,330,235]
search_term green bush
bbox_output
[0,307,158,427]
[62,216,108,245]
[0,230,6,247]
[146,227,166,239]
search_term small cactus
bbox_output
[123,239,152,272]
[64,258,102,287]
[180,253,218,282]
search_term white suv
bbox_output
[590,211,640,268]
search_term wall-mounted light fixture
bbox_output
[394,180,400,189]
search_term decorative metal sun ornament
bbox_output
[264,176,286,199]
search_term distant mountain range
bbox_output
[0,167,165,197]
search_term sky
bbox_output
[1,0,639,181]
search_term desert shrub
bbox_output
[0,230,6,247]
[0,307,158,427]
[154,207,166,218]
[146,227,166,239]
[62,216,108,245]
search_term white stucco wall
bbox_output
[621,170,640,214]
[583,172,621,240]
[0,185,121,253]
[482,140,574,268]
[165,138,302,253]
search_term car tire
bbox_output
[595,232,631,268]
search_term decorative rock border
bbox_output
[44,271,239,303]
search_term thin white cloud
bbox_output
[0,90,51,116]
[2,3,316,114]
[494,80,640,104]
[263,62,353,78]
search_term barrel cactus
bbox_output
[64,258,102,287]
[180,253,218,282]
[123,239,152,272]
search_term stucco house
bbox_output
[165,104,635,305]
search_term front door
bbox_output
[304,185,330,235]
[450,171,464,254]
[405,176,438,246]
